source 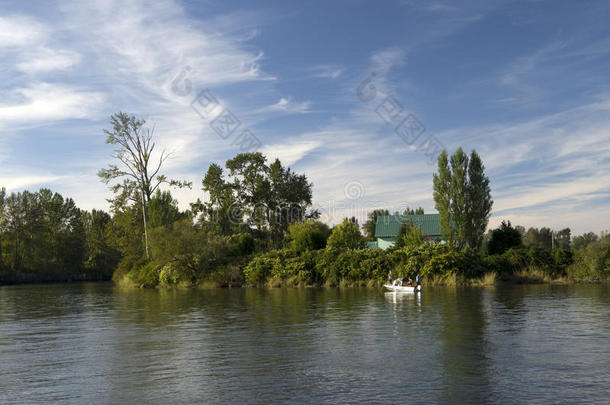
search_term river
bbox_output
[1,283,609,404]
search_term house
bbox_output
[368,214,442,249]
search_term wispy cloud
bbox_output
[262,140,321,167]
[0,83,104,125]
[16,47,81,73]
[309,65,344,79]
[0,15,47,47]
[259,97,312,114]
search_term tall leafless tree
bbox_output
[98,112,190,259]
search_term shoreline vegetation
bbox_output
[1,114,608,288]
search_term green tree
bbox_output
[433,150,454,246]
[82,209,120,277]
[394,221,424,249]
[450,147,469,249]
[98,112,190,259]
[0,188,5,271]
[286,220,331,253]
[488,220,523,255]
[434,148,493,249]
[363,209,389,240]
[148,190,184,229]
[326,219,364,250]
[554,228,571,250]
[403,207,425,215]
[572,232,599,250]
[465,150,493,248]
[202,153,313,247]
[201,163,239,235]
[523,227,553,250]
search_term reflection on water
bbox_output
[0,283,609,404]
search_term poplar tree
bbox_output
[450,148,469,249]
[466,150,493,248]
[433,151,455,246]
[433,148,493,249]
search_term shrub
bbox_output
[287,220,331,253]
[244,256,276,284]
[326,219,364,251]
[488,221,523,255]
[128,261,161,287]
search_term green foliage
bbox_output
[434,148,493,249]
[128,261,161,287]
[0,188,114,281]
[523,227,553,249]
[287,220,330,253]
[484,246,573,278]
[82,209,121,277]
[326,219,364,251]
[363,209,389,240]
[98,112,191,260]
[567,233,610,280]
[488,220,523,255]
[450,147,469,249]
[555,228,571,250]
[466,151,493,248]
[230,233,255,256]
[201,153,313,248]
[244,253,282,284]
[433,150,453,246]
[572,232,599,250]
[394,221,424,249]
[148,190,184,229]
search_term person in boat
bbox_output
[416,273,421,286]
[387,271,392,284]
[404,277,413,286]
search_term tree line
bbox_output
[0,188,120,282]
[1,112,608,285]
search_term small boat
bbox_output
[384,284,422,293]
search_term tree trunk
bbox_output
[141,190,150,260]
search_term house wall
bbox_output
[377,237,395,250]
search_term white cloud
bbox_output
[0,83,104,124]
[260,97,312,114]
[17,47,81,73]
[0,174,63,191]
[0,15,47,47]
[310,65,344,79]
[262,140,321,166]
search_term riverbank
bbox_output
[110,266,607,290]
[4,241,608,288]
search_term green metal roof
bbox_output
[374,214,441,238]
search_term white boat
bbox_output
[384,284,422,293]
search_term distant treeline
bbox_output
[1,187,608,286]
[0,188,120,283]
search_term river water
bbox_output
[0,283,608,404]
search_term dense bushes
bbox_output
[483,247,573,279]
[241,241,597,287]
[115,219,253,287]
[243,243,489,286]
[286,220,330,253]
[567,234,610,280]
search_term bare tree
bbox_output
[98,112,190,259]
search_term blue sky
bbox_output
[1,0,609,235]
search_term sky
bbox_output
[1,0,609,235]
